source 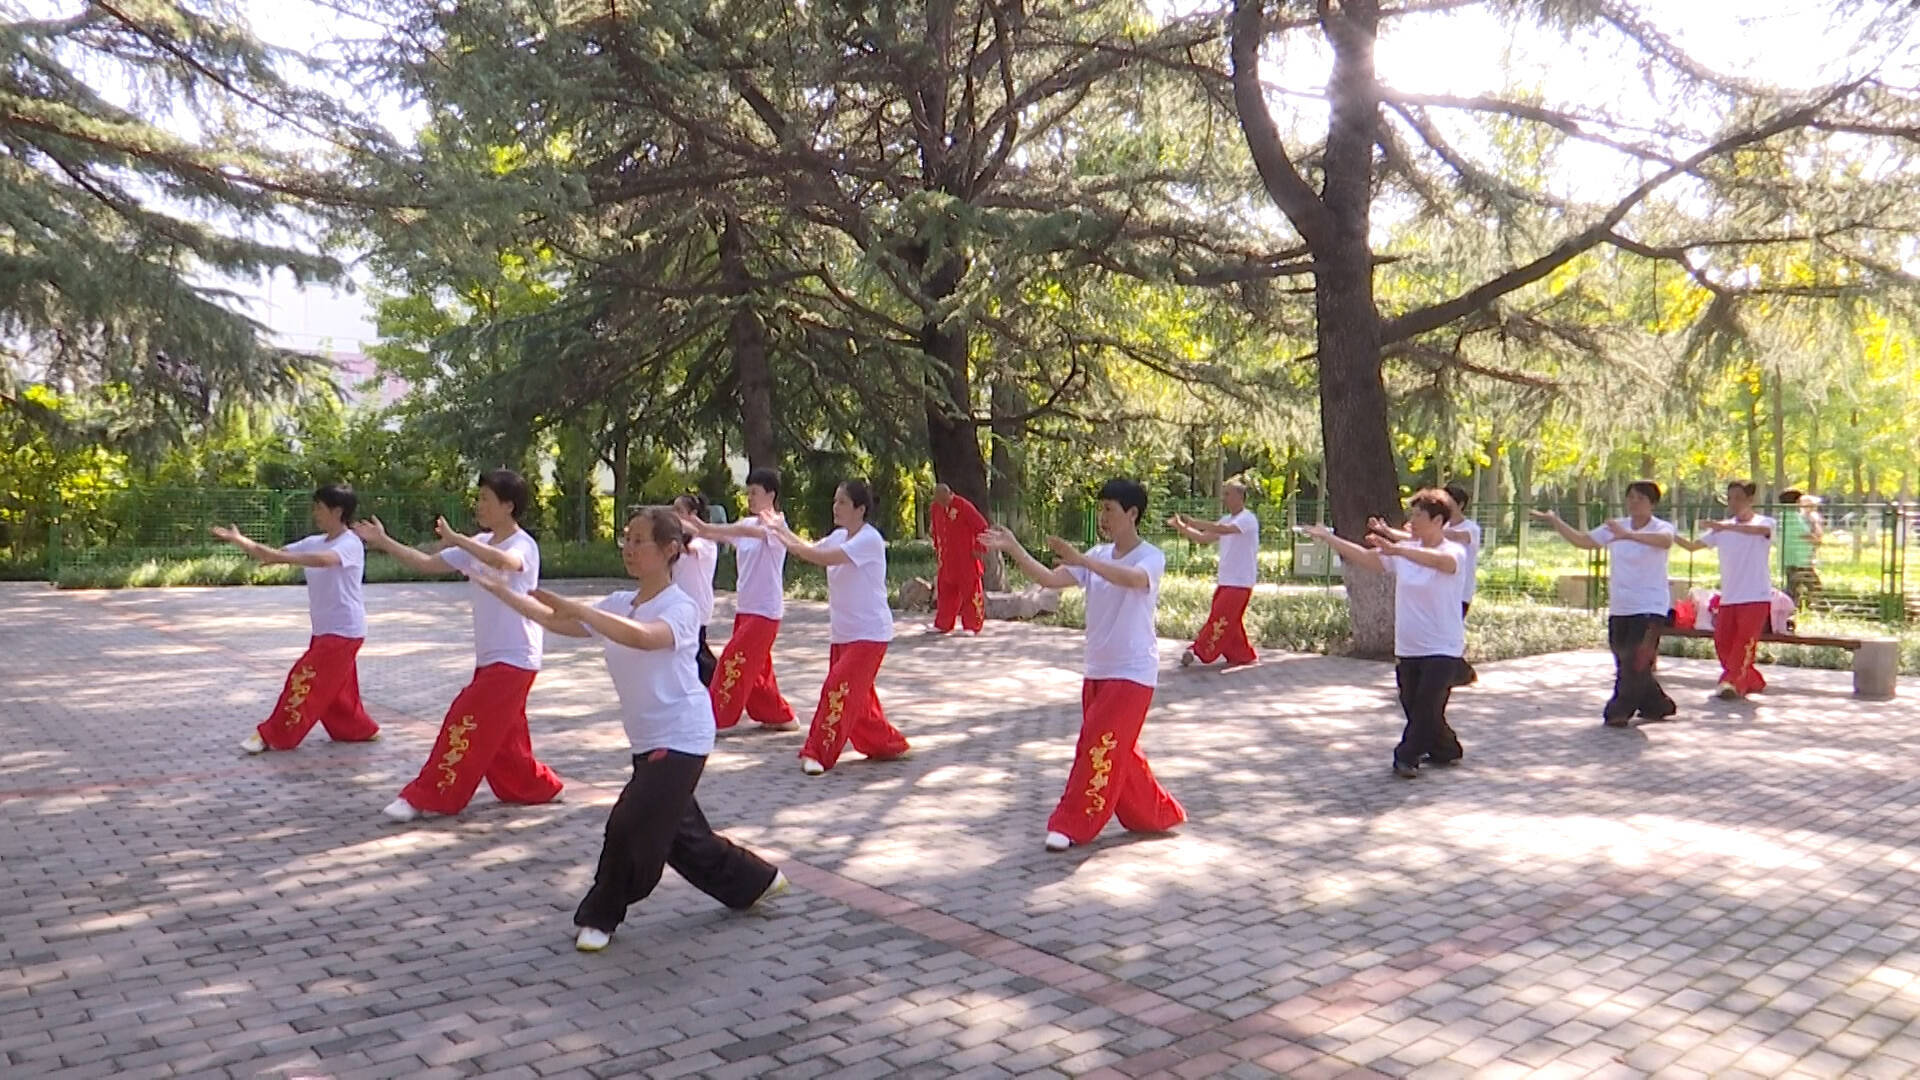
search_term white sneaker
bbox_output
[756,870,790,906]
[1044,832,1072,852]
[1179,647,1197,668]
[240,733,266,754]
[574,927,611,952]
[764,721,800,732]
[799,757,826,776]
[381,797,422,823]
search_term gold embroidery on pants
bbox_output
[1207,615,1228,646]
[1083,731,1119,816]
[434,715,479,792]
[280,664,318,728]
[717,651,746,706]
[820,682,849,747]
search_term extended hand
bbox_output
[1702,520,1725,531]
[1527,509,1559,523]
[350,517,390,545]
[209,524,243,544]
[1302,525,1333,543]
[983,525,1020,553]
[1363,533,1391,549]
[433,516,460,542]
[1044,536,1083,566]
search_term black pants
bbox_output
[696,626,717,687]
[1605,613,1675,722]
[1395,656,1464,768]
[574,750,779,933]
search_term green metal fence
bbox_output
[47,488,472,574]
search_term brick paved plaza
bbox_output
[5,580,1920,1079]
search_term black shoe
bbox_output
[1637,704,1677,721]
[1423,746,1464,766]
[1393,759,1420,779]
[1602,715,1631,728]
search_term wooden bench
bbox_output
[1662,627,1898,700]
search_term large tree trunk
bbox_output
[720,213,777,470]
[917,251,1001,590]
[990,377,1025,532]
[610,421,631,519]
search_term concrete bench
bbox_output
[1663,627,1898,700]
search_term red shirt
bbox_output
[932,495,988,562]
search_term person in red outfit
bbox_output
[1168,481,1261,670]
[1678,480,1776,700]
[762,479,909,776]
[985,478,1185,852]
[214,484,381,754]
[354,470,564,822]
[930,483,989,635]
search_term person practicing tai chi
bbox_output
[1677,480,1776,701]
[1305,489,1468,779]
[671,493,721,686]
[1168,480,1261,670]
[472,508,787,953]
[353,469,564,822]
[984,478,1186,852]
[1372,483,1481,685]
[682,468,798,733]
[761,479,909,776]
[929,483,990,635]
[212,483,381,753]
[1531,481,1679,726]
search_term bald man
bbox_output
[930,483,990,635]
[1169,482,1260,669]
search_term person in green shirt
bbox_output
[1777,489,1824,605]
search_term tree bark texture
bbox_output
[720,213,778,470]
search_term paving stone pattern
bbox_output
[4,579,1920,1079]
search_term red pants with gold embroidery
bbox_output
[256,634,379,750]
[800,641,908,770]
[1047,679,1186,845]
[1190,585,1257,666]
[934,561,986,633]
[709,614,796,729]
[1713,601,1770,695]
[399,663,563,814]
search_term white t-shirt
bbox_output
[1386,541,1467,658]
[439,529,543,671]
[821,525,894,644]
[1216,510,1260,588]
[672,537,719,626]
[1070,541,1166,687]
[1702,515,1776,606]
[1591,518,1676,617]
[286,531,366,639]
[1451,519,1482,604]
[730,523,786,620]
[590,587,714,757]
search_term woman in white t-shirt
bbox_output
[354,470,565,822]
[1532,481,1680,726]
[986,478,1186,852]
[762,479,909,776]
[1167,480,1261,670]
[683,468,798,732]
[477,508,787,953]
[1306,489,1468,779]
[671,493,722,686]
[1676,480,1776,700]
[213,483,382,754]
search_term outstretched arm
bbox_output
[210,526,342,568]
[1527,510,1602,551]
[1367,517,1411,543]
[532,588,675,649]
[1068,539,1151,591]
[1164,514,1218,545]
[983,527,1078,589]
[475,578,591,637]
[1382,541,1458,575]
[763,511,853,566]
[1302,525,1386,575]
[350,517,455,575]
[434,517,525,571]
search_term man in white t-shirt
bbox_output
[1532,480,1679,726]
[213,484,382,754]
[986,478,1186,852]
[1307,488,1468,779]
[1678,480,1776,700]
[683,468,798,732]
[354,469,565,822]
[1168,481,1260,670]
